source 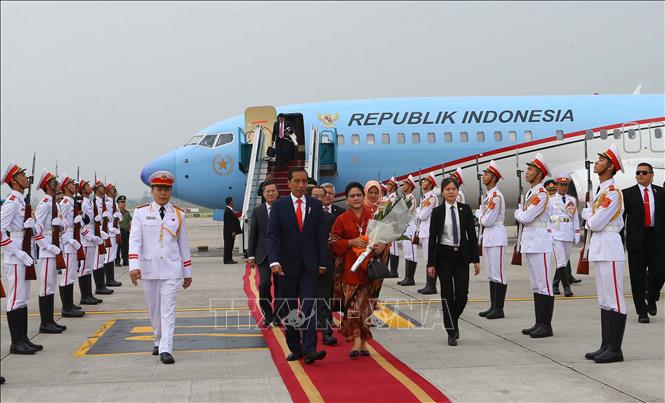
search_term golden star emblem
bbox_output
[218,159,228,170]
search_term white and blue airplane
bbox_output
[140,94,664,220]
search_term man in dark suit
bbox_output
[321,183,346,217]
[267,168,328,364]
[622,162,665,323]
[248,180,280,327]
[223,197,241,264]
[272,114,295,168]
[427,177,480,346]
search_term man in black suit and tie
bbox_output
[248,181,281,327]
[272,114,295,168]
[267,168,328,364]
[427,177,480,346]
[321,183,346,217]
[622,162,665,323]
[223,197,241,264]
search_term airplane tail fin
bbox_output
[632,83,642,95]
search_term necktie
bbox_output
[267,206,271,218]
[451,205,459,246]
[159,206,165,220]
[296,199,303,231]
[644,188,651,226]
[279,122,284,139]
[325,206,330,213]
[562,195,566,204]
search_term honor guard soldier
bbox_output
[34,170,67,334]
[93,180,114,295]
[1,163,43,354]
[384,177,400,278]
[476,160,508,319]
[450,167,466,204]
[103,182,123,287]
[58,173,85,317]
[416,172,439,295]
[549,172,580,297]
[79,179,105,304]
[129,171,192,364]
[397,175,418,286]
[515,153,555,338]
[583,144,627,363]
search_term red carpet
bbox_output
[242,265,450,403]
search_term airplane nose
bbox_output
[141,150,177,186]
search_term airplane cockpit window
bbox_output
[352,134,360,145]
[397,133,406,144]
[382,133,390,144]
[412,133,421,144]
[185,135,203,146]
[556,130,565,140]
[199,134,217,148]
[612,129,621,139]
[508,131,517,142]
[338,134,345,145]
[493,131,502,142]
[367,134,375,145]
[599,130,608,140]
[524,130,533,141]
[459,132,467,142]
[476,131,485,142]
[427,132,436,143]
[215,133,233,147]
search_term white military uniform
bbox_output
[515,183,553,296]
[402,192,418,262]
[549,192,581,269]
[384,190,400,256]
[104,195,122,264]
[416,188,438,264]
[1,189,33,311]
[35,194,64,297]
[59,195,82,286]
[96,195,110,270]
[456,188,466,204]
[583,179,626,313]
[477,186,508,284]
[129,201,192,354]
[80,196,105,276]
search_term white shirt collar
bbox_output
[290,193,305,203]
[599,178,615,191]
[487,186,498,195]
[444,200,457,210]
[152,201,170,211]
[638,183,652,193]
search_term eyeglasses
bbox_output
[636,170,653,176]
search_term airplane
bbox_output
[140,93,664,223]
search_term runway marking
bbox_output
[81,347,269,358]
[374,303,416,328]
[126,333,264,341]
[74,319,117,357]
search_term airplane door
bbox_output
[622,122,641,154]
[648,122,665,153]
[244,106,277,155]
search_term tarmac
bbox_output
[1,218,663,402]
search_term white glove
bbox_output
[23,217,35,229]
[45,244,61,255]
[68,239,82,250]
[100,231,109,240]
[113,212,122,220]
[474,209,482,219]
[103,211,112,219]
[51,217,64,228]
[13,250,34,266]
[581,207,592,220]
[110,227,121,235]
[513,209,521,220]
[73,215,83,224]
[93,236,104,245]
[574,234,581,244]
[95,215,102,222]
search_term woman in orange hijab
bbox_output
[364,180,383,217]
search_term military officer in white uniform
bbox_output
[384,177,401,278]
[476,160,508,319]
[129,170,192,364]
[451,167,466,204]
[583,144,627,364]
[34,169,67,334]
[549,172,580,297]
[515,153,555,338]
[416,172,439,295]
[93,180,114,295]
[1,163,43,354]
[58,173,85,317]
[397,175,418,286]
[79,179,107,305]
[103,182,123,287]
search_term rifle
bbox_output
[93,173,107,256]
[100,176,112,248]
[576,131,593,275]
[73,167,86,261]
[111,185,122,245]
[52,164,66,270]
[22,153,37,280]
[476,155,484,256]
[412,168,422,245]
[511,148,524,266]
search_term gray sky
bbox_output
[2,1,663,198]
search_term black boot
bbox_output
[398,260,416,286]
[20,307,43,351]
[48,294,67,331]
[38,296,63,334]
[522,293,541,335]
[594,311,626,363]
[61,284,85,318]
[552,269,561,295]
[388,254,400,278]
[586,309,610,360]
[417,273,437,295]
[479,282,496,317]
[80,274,101,304]
[487,283,506,319]
[530,295,554,338]
[7,309,36,354]
[105,262,122,287]
[567,261,581,284]
[558,267,573,297]
[93,268,113,295]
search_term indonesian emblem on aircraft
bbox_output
[213,154,234,176]
[317,112,339,128]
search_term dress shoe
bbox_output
[322,334,338,346]
[349,350,360,358]
[39,322,64,334]
[552,286,560,295]
[80,296,100,305]
[522,323,539,335]
[647,301,657,316]
[10,342,36,355]
[304,350,326,364]
[286,352,303,361]
[0,376,5,384]
[106,280,122,287]
[398,279,415,286]
[571,277,582,284]
[638,313,650,323]
[447,335,457,346]
[486,308,505,319]
[160,352,175,364]
[417,287,437,295]
[92,296,103,304]
[152,346,159,356]
[563,285,573,297]
[454,330,459,340]
[72,303,82,310]
[261,319,272,327]
[24,338,43,351]
[359,349,370,356]
[62,306,85,318]
[272,317,281,327]
[95,287,114,295]
[224,260,238,264]
[529,324,553,338]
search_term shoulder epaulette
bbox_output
[173,205,184,212]
[62,199,68,204]
[8,195,16,201]
[538,188,547,193]
[492,191,497,197]
[607,185,616,191]
[136,203,149,209]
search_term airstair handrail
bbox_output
[241,125,264,230]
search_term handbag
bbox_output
[367,257,391,281]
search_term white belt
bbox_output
[42,231,53,236]
[9,231,25,237]
[64,229,74,234]
[596,225,621,233]
[551,217,571,223]
[525,222,548,228]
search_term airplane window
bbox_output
[445,132,453,143]
[458,131,467,142]
[185,135,203,146]
[382,133,390,144]
[555,130,564,140]
[585,129,594,140]
[508,131,517,142]
[612,129,621,139]
[397,133,405,144]
[655,128,663,139]
[493,131,502,142]
[338,134,345,145]
[476,131,485,142]
[352,134,360,145]
[367,134,375,145]
[412,133,421,144]
[628,129,636,139]
[599,129,608,140]
[427,132,436,143]
[524,130,533,141]
[215,133,233,147]
[199,134,217,148]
